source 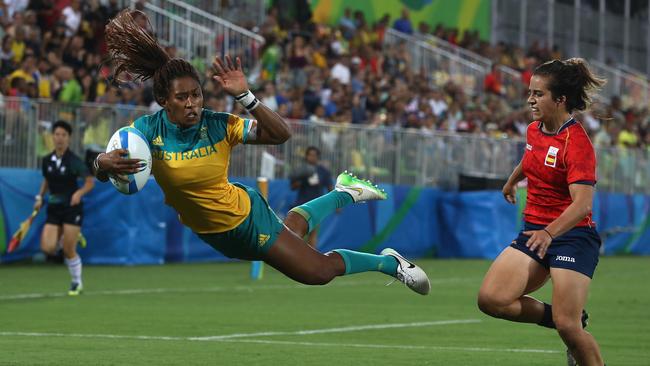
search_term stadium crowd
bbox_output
[0,0,648,152]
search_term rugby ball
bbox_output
[106,126,152,195]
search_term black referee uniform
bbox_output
[42,149,90,226]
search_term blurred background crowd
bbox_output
[0,0,648,152]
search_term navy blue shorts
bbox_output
[510,222,601,278]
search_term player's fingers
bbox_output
[213,75,224,86]
[110,173,130,183]
[522,230,533,236]
[118,158,143,164]
[235,56,242,70]
[110,148,129,157]
[225,55,234,70]
[212,57,225,75]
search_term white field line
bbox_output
[0,319,560,354]
[191,319,481,340]
[0,320,480,342]
[0,277,478,301]
[222,339,561,354]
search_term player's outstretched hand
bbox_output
[212,55,248,97]
[97,149,145,183]
[502,182,517,204]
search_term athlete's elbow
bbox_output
[275,129,292,144]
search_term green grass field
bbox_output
[0,257,648,365]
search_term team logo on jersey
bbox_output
[258,234,270,247]
[152,136,164,146]
[544,146,559,167]
[526,144,532,151]
[199,126,208,140]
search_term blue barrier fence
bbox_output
[1,168,649,264]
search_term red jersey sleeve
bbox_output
[564,127,596,185]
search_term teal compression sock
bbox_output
[332,249,398,276]
[289,190,353,232]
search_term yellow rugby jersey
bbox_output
[133,109,253,233]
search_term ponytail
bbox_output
[105,10,199,105]
[533,58,606,113]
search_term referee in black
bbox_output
[34,120,94,296]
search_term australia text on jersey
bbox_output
[151,144,218,161]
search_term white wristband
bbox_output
[235,90,260,111]
[35,195,42,201]
[93,153,105,172]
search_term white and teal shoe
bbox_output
[335,171,387,203]
[381,248,430,295]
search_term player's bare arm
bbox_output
[502,159,525,204]
[212,55,291,145]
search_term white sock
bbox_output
[65,256,82,285]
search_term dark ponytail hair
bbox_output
[533,58,606,113]
[105,10,200,105]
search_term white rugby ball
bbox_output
[106,126,152,195]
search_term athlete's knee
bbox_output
[301,258,339,285]
[40,244,56,255]
[554,314,583,342]
[40,240,56,255]
[62,245,77,259]
[284,211,308,235]
[477,290,510,318]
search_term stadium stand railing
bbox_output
[590,61,650,109]
[123,2,216,67]
[415,33,525,103]
[2,98,648,194]
[121,0,264,73]
[150,0,267,31]
[384,29,488,96]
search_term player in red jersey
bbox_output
[477,58,606,366]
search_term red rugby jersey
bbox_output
[521,119,596,227]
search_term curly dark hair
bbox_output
[105,10,200,105]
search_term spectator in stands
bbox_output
[289,146,335,248]
[5,0,28,19]
[338,8,355,40]
[55,66,82,104]
[484,64,504,96]
[8,52,35,85]
[330,53,351,85]
[10,25,26,64]
[41,21,67,57]
[260,34,281,82]
[393,8,413,35]
[618,119,639,148]
[0,35,14,75]
[287,34,311,89]
[61,0,82,37]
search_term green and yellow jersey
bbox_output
[132,108,253,233]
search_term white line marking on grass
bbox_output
[0,282,371,301]
[191,319,481,340]
[0,277,478,301]
[0,321,560,355]
[223,339,561,354]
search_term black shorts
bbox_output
[45,204,83,226]
[510,222,601,278]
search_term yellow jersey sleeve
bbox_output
[225,113,252,146]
